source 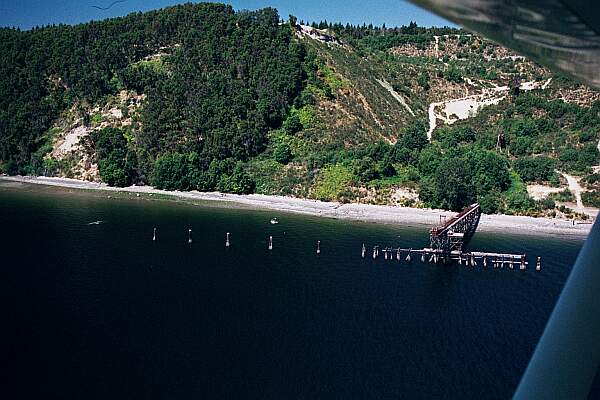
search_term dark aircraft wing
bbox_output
[409,1,600,398]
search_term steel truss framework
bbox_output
[430,203,481,254]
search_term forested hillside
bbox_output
[1,3,599,218]
[0,3,305,190]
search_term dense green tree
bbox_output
[506,189,535,211]
[582,191,600,208]
[397,121,428,151]
[151,153,191,190]
[469,149,510,193]
[93,128,135,187]
[432,157,475,211]
[417,145,442,176]
[283,113,303,134]
[394,121,428,164]
[216,162,255,194]
[417,146,510,211]
[445,64,463,83]
[417,72,430,90]
[433,126,476,147]
[379,161,396,177]
[273,142,293,164]
[288,15,298,28]
[478,191,501,214]
[557,144,599,174]
[513,156,556,182]
[99,155,129,187]
[352,157,380,182]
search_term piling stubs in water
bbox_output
[364,243,539,271]
[364,246,408,263]
[372,245,378,260]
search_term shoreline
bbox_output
[0,175,594,238]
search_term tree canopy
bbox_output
[0,3,306,190]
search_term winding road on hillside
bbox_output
[558,171,584,212]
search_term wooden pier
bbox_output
[365,203,540,270]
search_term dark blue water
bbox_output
[0,183,587,399]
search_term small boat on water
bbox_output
[270,217,279,225]
[87,220,103,225]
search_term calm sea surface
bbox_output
[0,183,590,399]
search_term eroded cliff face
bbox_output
[47,90,145,181]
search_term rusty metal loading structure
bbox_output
[366,202,540,270]
[430,203,481,254]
